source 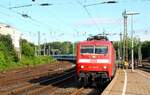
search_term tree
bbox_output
[141,41,150,59]
[61,42,72,54]
[21,39,35,57]
[43,41,73,55]
[0,34,19,63]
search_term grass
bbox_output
[0,55,56,72]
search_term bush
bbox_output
[142,41,150,59]
[19,55,56,66]
[0,35,56,72]
[0,51,6,64]
[0,35,19,63]
[21,39,35,57]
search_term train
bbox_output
[76,35,116,86]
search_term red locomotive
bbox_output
[76,35,116,86]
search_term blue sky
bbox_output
[0,0,150,44]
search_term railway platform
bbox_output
[102,69,150,95]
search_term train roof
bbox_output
[78,40,112,45]
[87,35,108,41]
[77,35,113,45]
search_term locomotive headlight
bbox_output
[103,66,107,69]
[81,65,84,69]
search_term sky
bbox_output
[0,0,150,44]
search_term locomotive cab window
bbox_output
[95,46,108,54]
[80,45,108,54]
[80,45,94,54]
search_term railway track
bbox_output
[0,61,73,89]
[1,69,76,95]
[0,63,53,79]
[0,61,109,95]
[138,61,150,73]
[0,69,58,86]
[0,67,71,92]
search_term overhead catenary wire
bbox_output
[9,4,32,9]
[0,1,118,42]
[8,3,53,9]
[0,4,66,37]
[8,0,76,10]
[84,1,117,7]
[0,4,40,26]
[0,1,127,42]
[43,7,88,40]
[0,4,63,44]
[36,5,86,42]
[75,0,101,33]
[1,1,111,39]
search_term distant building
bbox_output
[0,23,21,55]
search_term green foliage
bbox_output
[61,42,73,54]
[127,38,139,59]
[44,41,74,54]
[113,38,150,60]
[0,35,18,63]
[21,39,35,57]
[0,35,56,72]
[49,42,62,49]
[0,51,6,64]
[113,38,140,60]
[112,41,119,59]
[0,34,19,71]
[19,55,55,66]
[141,41,150,59]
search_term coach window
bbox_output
[80,45,94,54]
[95,46,108,54]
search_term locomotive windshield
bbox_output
[80,45,108,54]
[80,45,94,54]
[95,46,108,54]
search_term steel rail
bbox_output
[2,69,75,95]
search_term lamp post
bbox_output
[126,12,140,72]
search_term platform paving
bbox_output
[102,69,150,95]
